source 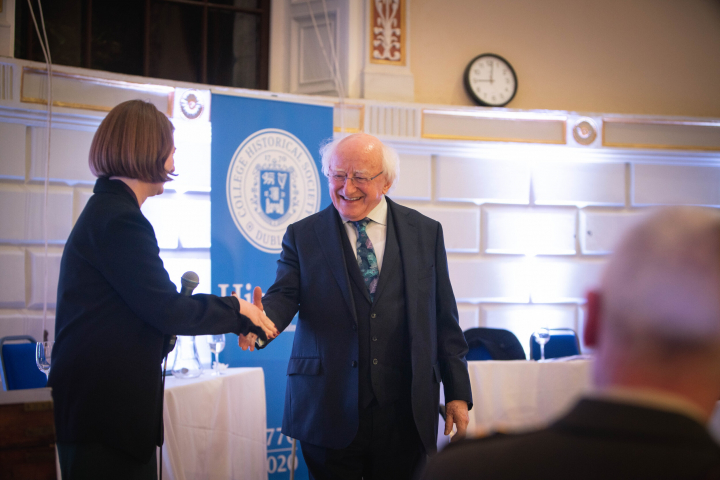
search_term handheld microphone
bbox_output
[180,271,199,296]
[168,271,199,351]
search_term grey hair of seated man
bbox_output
[584,206,720,420]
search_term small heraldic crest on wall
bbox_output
[226,128,321,253]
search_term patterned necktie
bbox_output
[352,218,379,302]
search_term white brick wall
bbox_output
[0,248,26,308]
[633,163,720,206]
[1,66,719,357]
[393,154,432,200]
[579,209,648,255]
[533,161,626,206]
[436,156,530,204]
[0,122,26,179]
[30,127,96,183]
[483,206,576,255]
[27,248,63,309]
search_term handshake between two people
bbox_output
[232,287,278,351]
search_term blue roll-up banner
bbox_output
[211,94,333,480]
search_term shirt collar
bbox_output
[340,195,388,226]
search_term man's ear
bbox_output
[584,290,602,348]
[382,180,392,195]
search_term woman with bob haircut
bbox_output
[48,100,277,480]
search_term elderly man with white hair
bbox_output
[246,133,473,479]
[420,207,720,479]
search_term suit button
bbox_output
[372,336,378,342]
[351,361,357,367]
[352,324,357,331]
[372,359,378,365]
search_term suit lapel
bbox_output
[314,205,358,324]
[387,198,419,325]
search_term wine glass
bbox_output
[36,341,54,379]
[533,328,551,361]
[207,334,226,375]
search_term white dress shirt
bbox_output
[339,196,388,272]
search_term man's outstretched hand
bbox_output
[234,287,278,351]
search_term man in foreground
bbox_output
[421,207,720,479]
[245,133,473,479]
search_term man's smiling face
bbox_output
[328,134,392,221]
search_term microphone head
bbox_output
[180,271,199,295]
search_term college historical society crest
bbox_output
[226,128,321,253]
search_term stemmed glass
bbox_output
[533,328,551,361]
[36,341,54,379]
[207,334,226,375]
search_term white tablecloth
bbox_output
[160,368,268,480]
[467,359,593,436]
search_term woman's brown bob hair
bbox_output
[89,100,175,183]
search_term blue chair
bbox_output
[529,328,581,360]
[1,335,47,390]
[464,328,526,361]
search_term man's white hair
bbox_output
[319,134,399,187]
[601,207,720,345]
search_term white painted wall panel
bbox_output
[393,154,431,200]
[633,164,720,206]
[0,248,26,308]
[457,304,480,331]
[0,314,54,348]
[580,209,648,254]
[0,315,26,340]
[30,127,96,183]
[0,186,27,241]
[172,122,212,193]
[177,195,211,249]
[27,248,63,309]
[0,186,73,242]
[484,206,577,255]
[411,205,480,253]
[25,187,74,242]
[73,187,94,224]
[437,156,530,204]
[142,194,180,249]
[159,253,212,295]
[23,314,55,342]
[0,122,27,179]
[448,257,530,302]
[529,258,605,303]
[533,162,626,206]
[481,304,579,358]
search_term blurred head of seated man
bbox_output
[420,207,720,480]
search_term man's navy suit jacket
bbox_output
[262,198,473,454]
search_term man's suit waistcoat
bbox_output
[339,209,412,409]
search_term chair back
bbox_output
[529,328,581,360]
[1,336,47,391]
[464,328,526,360]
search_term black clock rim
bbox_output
[463,53,518,107]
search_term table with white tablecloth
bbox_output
[160,367,268,480]
[467,359,593,436]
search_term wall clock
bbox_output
[464,53,518,107]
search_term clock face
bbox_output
[464,54,517,107]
